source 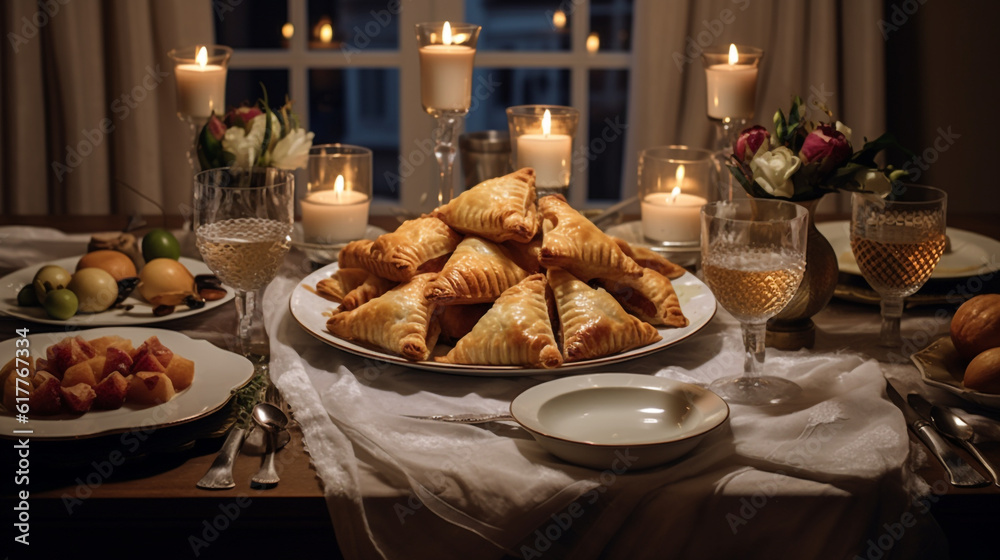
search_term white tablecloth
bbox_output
[260,250,972,560]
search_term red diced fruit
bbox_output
[102,346,133,380]
[130,348,166,375]
[94,372,128,410]
[60,384,96,413]
[29,376,62,415]
[136,336,173,368]
[47,336,97,377]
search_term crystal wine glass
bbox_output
[701,199,809,405]
[415,21,481,208]
[193,167,294,357]
[850,185,947,347]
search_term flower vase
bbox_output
[765,197,839,350]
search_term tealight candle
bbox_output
[169,45,232,120]
[642,188,708,243]
[301,176,371,243]
[417,21,477,112]
[638,146,716,245]
[704,44,760,120]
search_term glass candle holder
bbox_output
[301,144,373,245]
[639,146,716,248]
[167,45,232,122]
[702,44,763,151]
[506,105,580,198]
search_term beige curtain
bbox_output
[624,0,886,212]
[0,0,212,217]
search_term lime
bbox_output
[142,229,181,261]
[43,288,79,320]
[17,285,39,306]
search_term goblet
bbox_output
[415,21,481,207]
[193,167,294,357]
[850,185,947,347]
[701,199,809,405]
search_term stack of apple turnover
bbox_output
[315,168,689,369]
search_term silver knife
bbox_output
[884,381,988,487]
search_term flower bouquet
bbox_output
[197,88,314,171]
[727,95,907,201]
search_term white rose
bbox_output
[750,147,801,198]
[222,126,259,169]
[267,128,315,170]
[856,168,892,197]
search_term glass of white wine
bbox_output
[701,199,809,405]
[850,185,947,347]
[193,167,294,357]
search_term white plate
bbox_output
[289,263,717,376]
[817,220,1000,279]
[604,221,701,267]
[911,336,1000,409]
[0,327,255,439]
[0,257,234,326]
[510,373,729,469]
[291,223,386,264]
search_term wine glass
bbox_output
[701,199,809,405]
[193,167,294,358]
[850,185,947,347]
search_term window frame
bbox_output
[226,0,631,214]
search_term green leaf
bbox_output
[256,83,273,167]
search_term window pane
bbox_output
[309,68,400,200]
[590,0,633,52]
[464,67,570,132]
[308,0,400,51]
[465,1,571,51]
[214,0,289,50]
[588,69,629,200]
[226,69,289,112]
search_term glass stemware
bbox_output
[850,185,947,347]
[701,199,809,405]
[415,21,481,208]
[193,167,294,358]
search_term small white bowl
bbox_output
[510,373,729,470]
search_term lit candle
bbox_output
[641,165,707,243]
[704,44,758,120]
[174,46,227,118]
[301,175,371,244]
[418,21,476,112]
[515,109,573,188]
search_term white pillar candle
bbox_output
[174,47,227,118]
[515,109,572,188]
[704,44,758,120]
[418,22,476,112]
[641,190,708,243]
[301,177,371,244]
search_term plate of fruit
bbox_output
[0,327,255,439]
[0,249,234,325]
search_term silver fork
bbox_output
[404,412,516,424]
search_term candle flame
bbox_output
[542,109,552,136]
[443,21,452,45]
[586,32,600,54]
[196,46,208,68]
[282,22,294,39]
[728,43,738,65]
[320,23,333,43]
[670,186,681,203]
[552,10,567,30]
[334,174,345,195]
[675,164,685,187]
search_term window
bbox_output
[216,0,633,213]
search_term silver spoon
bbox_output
[250,403,289,488]
[930,405,1000,487]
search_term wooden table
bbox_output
[1,213,999,558]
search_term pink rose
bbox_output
[735,125,770,162]
[225,106,263,129]
[206,114,227,141]
[799,125,851,173]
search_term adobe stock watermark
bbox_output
[852,477,950,560]
[878,0,929,41]
[896,126,960,184]
[672,0,752,71]
[212,0,245,21]
[571,115,627,177]
[7,0,71,54]
[51,64,170,182]
[342,0,401,63]
[543,0,584,29]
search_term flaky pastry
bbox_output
[596,269,689,328]
[341,274,397,311]
[538,195,643,280]
[611,237,687,280]
[326,273,440,361]
[438,303,491,343]
[547,267,661,362]
[437,274,562,368]
[424,236,530,304]
[432,168,538,243]
[315,268,370,302]
[338,217,460,282]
